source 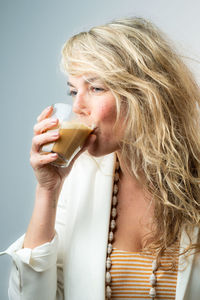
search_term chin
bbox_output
[86,135,119,157]
[87,145,116,158]
[87,148,103,157]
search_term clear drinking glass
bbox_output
[41,103,94,167]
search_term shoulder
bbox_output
[180,226,199,250]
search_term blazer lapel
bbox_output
[175,227,199,300]
[89,153,116,299]
[63,153,116,300]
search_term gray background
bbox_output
[0,0,200,299]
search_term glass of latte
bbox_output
[41,103,94,167]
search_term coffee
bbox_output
[51,121,93,166]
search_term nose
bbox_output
[72,91,90,116]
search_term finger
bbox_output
[30,152,58,169]
[31,130,60,153]
[33,117,59,135]
[37,106,53,123]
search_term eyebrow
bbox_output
[67,77,101,88]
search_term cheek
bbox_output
[95,102,116,123]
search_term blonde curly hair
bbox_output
[61,17,200,258]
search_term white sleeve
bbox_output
[0,231,64,300]
[0,190,67,300]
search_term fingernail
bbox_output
[51,153,57,157]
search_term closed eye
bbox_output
[89,86,106,93]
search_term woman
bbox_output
[1,17,200,300]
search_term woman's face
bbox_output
[67,74,125,157]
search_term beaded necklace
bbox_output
[105,159,158,299]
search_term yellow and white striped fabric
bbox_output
[110,247,179,299]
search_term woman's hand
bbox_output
[30,106,77,191]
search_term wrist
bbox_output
[36,183,62,208]
[36,181,63,195]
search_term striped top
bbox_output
[110,246,179,299]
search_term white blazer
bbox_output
[1,152,200,300]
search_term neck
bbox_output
[116,151,144,190]
[116,150,153,215]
